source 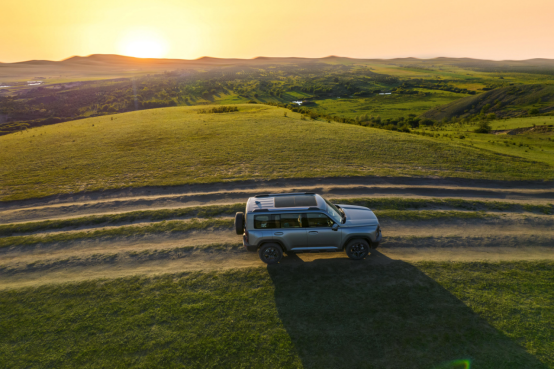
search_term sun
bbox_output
[119,30,168,58]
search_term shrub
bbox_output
[419,118,435,127]
[399,124,411,133]
[474,121,492,133]
[197,106,239,114]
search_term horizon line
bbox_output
[2,53,554,64]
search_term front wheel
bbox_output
[259,243,283,265]
[345,239,370,260]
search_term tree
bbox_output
[474,121,491,133]
[419,118,435,127]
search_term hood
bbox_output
[337,204,379,226]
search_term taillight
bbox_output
[244,230,249,243]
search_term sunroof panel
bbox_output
[274,195,317,208]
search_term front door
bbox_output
[306,213,342,248]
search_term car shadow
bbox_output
[267,251,548,369]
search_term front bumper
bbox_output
[372,229,382,249]
[243,235,258,252]
[375,229,383,243]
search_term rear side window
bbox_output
[254,213,304,229]
[254,215,280,229]
[280,213,303,228]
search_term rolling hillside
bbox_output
[422,84,554,121]
[1,104,553,201]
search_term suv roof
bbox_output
[246,193,327,213]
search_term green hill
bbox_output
[1,104,553,201]
[422,84,554,121]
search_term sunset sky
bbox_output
[2,0,553,63]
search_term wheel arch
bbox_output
[341,235,373,250]
[257,239,286,252]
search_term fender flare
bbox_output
[256,239,286,252]
[341,235,373,250]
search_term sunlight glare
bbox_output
[120,30,168,59]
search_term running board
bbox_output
[290,247,339,251]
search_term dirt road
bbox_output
[1,176,552,289]
[1,176,553,224]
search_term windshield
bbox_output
[324,198,344,224]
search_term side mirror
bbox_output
[332,223,339,231]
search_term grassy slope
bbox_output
[310,90,467,120]
[422,85,554,121]
[490,116,554,130]
[2,105,553,201]
[0,262,552,368]
[424,117,554,167]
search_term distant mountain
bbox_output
[2,54,554,82]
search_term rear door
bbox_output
[306,213,342,248]
[278,213,307,249]
[256,213,307,250]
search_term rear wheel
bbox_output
[259,243,283,264]
[234,212,245,235]
[345,239,370,260]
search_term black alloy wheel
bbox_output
[345,239,370,260]
[259,243,283,264]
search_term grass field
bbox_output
[416,117,554,167]
[490,116,554,130]
[1,105,553,202]
[1,262,552,368]
[310,89,467,120]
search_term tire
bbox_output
[234,212,245,235]
[345,239,370,260]
[258,243,283,264]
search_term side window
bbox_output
[307,213,335,228]
[254,214,281,229]
[280,213,303,228]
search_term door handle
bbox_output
[309,231,318,234]
[274,232,283,235]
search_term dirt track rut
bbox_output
[1,176,553,289]
[1,176,553,224]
